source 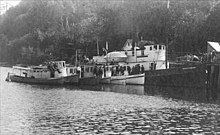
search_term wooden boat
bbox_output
[6,74,63,84]
[96,64,144,85]
[6,61,79,85]
[125,73,145,85]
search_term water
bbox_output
[1,67,220,135]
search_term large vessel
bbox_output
[92,39,167,85]
[93,39,168,71]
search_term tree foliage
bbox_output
[0,0,220,64]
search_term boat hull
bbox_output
[6,73,79,85]
[100,77,111,84]
[7,74,65,85]
[63,75,79,85]
[126,73,145,85]
[110,76,126,85]
[79,77,100,85]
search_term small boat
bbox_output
[6,61,79,85]
[6,74,63,85]
[125,73,145,85]
[97,64,144,85]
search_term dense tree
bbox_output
[0,0,220,64]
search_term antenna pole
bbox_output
[97,39,99,56]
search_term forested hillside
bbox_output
[0,0,220,65]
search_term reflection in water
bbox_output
[145,85,208,102]
[1,67,220,134]
[79,84,145,95]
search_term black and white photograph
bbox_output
[0,0,220,134]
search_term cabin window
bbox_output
[125,51,127,55]
[90,67,93,72]
[81,66,84,72]
[86,67,89,72]
[70,69,73,73]
[141,50,144,56]
[63,62,65,68]
[150,46,152,51]
[150,63,157,70]
[159,45,162,50]
[154,45,157,50]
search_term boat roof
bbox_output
[105,51,127,58]
[13,66,31,70]
[13,65,48,70]
[207,41,220,52]
[52,61,65,63]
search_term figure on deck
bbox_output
[141,65,145,73]
[127,66,131,75]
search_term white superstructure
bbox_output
[12,61,67,78]
[93,39,168,71]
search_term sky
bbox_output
[0,0,21,14]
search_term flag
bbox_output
[106,41,108,50]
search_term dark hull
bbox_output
[100,77,111,84]
[79,77,100,85]
[63,75,79,85]
[6,74,79,85]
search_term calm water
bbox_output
[1,67,220,135]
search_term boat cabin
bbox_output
[67,64,97,78]
[12,61,67,78]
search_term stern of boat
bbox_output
[5,72,11,82]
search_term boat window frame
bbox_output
[63,62,65,68]
[70,68,74,73]
[85,67,90,72]
[141,49,144,56]
[90,67,93,72]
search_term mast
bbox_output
[75,49,77,66]
[165,39,168,69]
[106,41,108,51]
[97,39,99,56]
[106,41,108,65]
[165,0,170,69]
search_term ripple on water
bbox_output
[1,67,220,134]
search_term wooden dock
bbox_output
[145,63,220,102]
